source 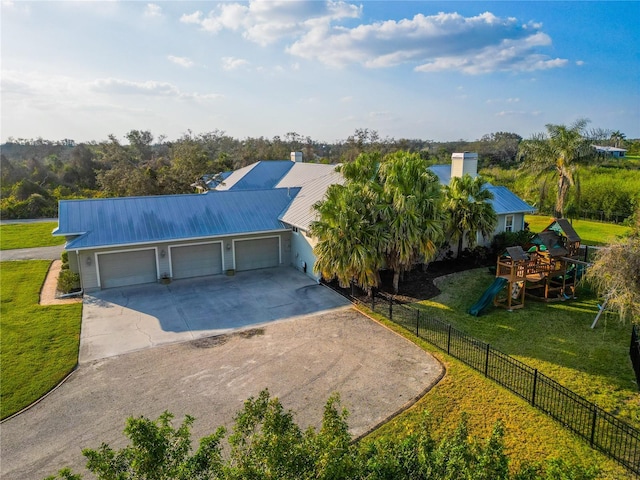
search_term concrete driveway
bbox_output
[80,268,352,363]
[2,308,444,480]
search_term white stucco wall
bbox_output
[290,229,321,281]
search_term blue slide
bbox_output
[468,277,508,317]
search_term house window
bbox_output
[505,215,514,233]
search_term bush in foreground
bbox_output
[46,390,598,480]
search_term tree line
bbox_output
[1,125,637,220]
[46,389,598,480]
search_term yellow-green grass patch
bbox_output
[0,222,64,250]
[362,309,631,479]
[0,261,82,419]
[525,215,631,246]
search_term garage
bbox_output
[171,243,223,279]
[234,237,280,271]
[98,249,157,289]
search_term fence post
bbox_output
[531,369,538,406]
[590,405,598,447]
[484,343,490,377]
[389,296,393,320]
[447,324,452,354]
[416,310,420,337]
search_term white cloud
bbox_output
[144,3,162,18]
[181,0,361,46]
[576,60,585,66]
[91,78,222,101]
[168,55,194,68]
[222,57,250,71]
[180,3,568,75]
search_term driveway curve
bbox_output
[1,308,443,480]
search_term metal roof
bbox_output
[428,165,534,215]
[275,162,339,188]
[56,189,299,250]
[278,168,345,231]
[428,165,451,185]
[223,161,294,191]
[484,185,535,215]
[214,163,257,190]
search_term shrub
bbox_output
[491,230,535,255]
[57,270,80,294]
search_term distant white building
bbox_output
[592,145,627,158]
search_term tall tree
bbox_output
[378,151,445,293]
[444,174,497,258]
[610,130,626,148]
[584,208,640,323]
[518,119,593,218]
[311,180,387,292]
[311,151,445,294]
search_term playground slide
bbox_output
[468,277,508,317]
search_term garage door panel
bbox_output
[99,250,157,289]
[171,243,222,279]
[235,237,279,272]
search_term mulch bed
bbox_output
[328,258,493,305]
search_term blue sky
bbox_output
[2,1,638,144]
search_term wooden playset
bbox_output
[492,219,590,311]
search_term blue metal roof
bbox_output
[485,185,535,214]
[56,188,300,250]
[230,161,294,190]
[428,165,534,214]
[428,165,451,185]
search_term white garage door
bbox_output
[99,249,157,289]
[235,237,280,272]
[171,243,223,279]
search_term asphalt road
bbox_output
[0,245,64,261]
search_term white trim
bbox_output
[232,235,282,270]
[65,228,291,252]
[505,214,514,233]
[95,247,158,288]
[168,241,224,278]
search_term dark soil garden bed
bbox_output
[328,257,494,305]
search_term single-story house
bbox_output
[54,152,533,291]
[592,145,627,158]
[429,152,535,249]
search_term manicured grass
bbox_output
[0,222,64,250]
[359,268,638,478]
[525,215,631,246]
[0,261,82,419]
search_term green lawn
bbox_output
[362,268,638,479]
[0,261,82,419]
[525,215,632,246]
[0,222,64,250]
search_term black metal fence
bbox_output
[331,286,640,476]
[632,325,640,392]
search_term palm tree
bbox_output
[518,119,593,219]
[310,182,387,293]
[311,151,445,294]
[378,151,445,293]
[444,174,497,258]
[610,130,626,148]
